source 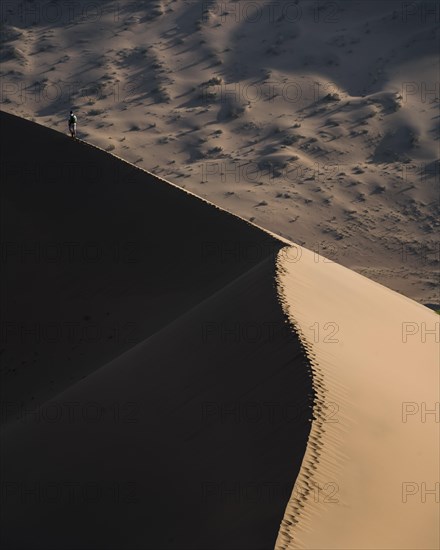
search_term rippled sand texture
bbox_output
[276,245,439,549]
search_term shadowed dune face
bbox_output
[0,111,314,549]
[0,110,281,412]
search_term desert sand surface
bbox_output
[276,245,439,549]
[1,1,439,548]
[0,0,439,303]
[1,109,439,549]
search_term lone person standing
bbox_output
[68,110,77,138]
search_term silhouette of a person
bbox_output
[68,110,77,138]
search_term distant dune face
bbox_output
[0,0,438,304]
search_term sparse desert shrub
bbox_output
[0,45,26,64]
[36,42,55,53]
[324,92,340,101]
[216,91,247,120]
[371,185,386,194]
[198,89,217,102]
[88,109,104,116]
[409,132,419,146]
[152,85,170,103]
[0,24,22,43]
[282,134,299,145]
[257,159,285,178]
[266,45,278,55]
[201,76,223,87]
[145,4,163,20]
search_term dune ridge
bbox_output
[1,111,438,549]
[1,110,314,549]
[275,245,439,550]
[275,252,348,547]
[0,109,290,420]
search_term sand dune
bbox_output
[0,109,284,418]
[1,110,313,549]
[276,246,439,549]
[1,108,438,549]
[1,2,439,548]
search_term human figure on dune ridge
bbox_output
[68,110,77,138]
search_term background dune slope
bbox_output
[1,0,438,303]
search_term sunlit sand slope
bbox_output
[276,245,439,550]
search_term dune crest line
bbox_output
[1,110,314,549]
[275,247,348,548]
[275,245,439,549]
